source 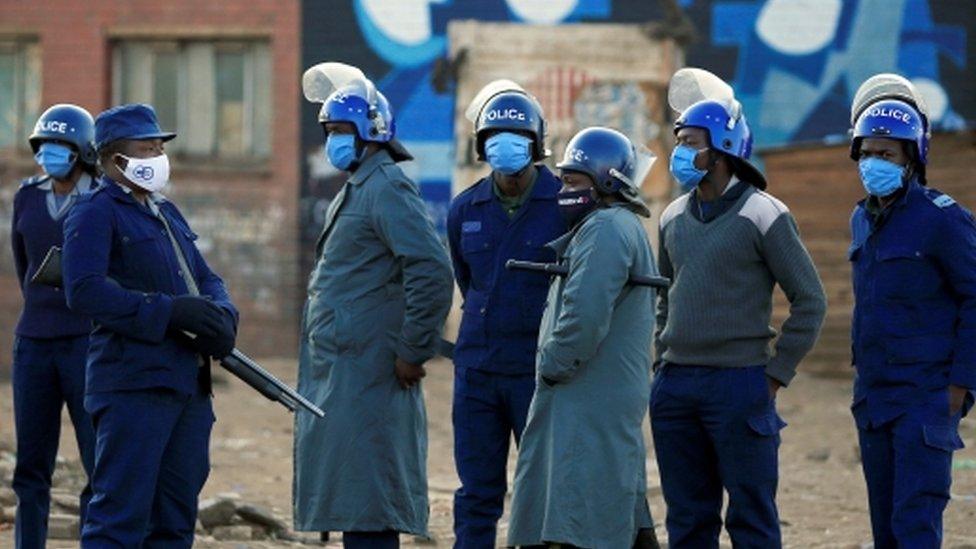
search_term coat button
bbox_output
[177,270,183,277]
[145,297,152,303]
[122,236,129,243]
[161,229,167,235]
[479,307,486,314]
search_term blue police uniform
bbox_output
[446,165,565,548]
[61,104,237,548]
[11,173,97,547]
[849,178,976,547]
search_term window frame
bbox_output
[110,38,271,167]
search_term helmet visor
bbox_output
[668,67,741,121]
[303,62,377,106]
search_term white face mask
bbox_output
[117,153,170,192]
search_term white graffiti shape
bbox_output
[756,0,842,55]
[506,0,579,25]
[360,0,447,46]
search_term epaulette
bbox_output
[19,174,50,188]
[924,188,956,209]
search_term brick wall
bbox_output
[0,0,302,376]
[763,130,976,377]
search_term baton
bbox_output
[505,259,670,289]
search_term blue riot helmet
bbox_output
[557,127,635,195]
[673,99,766,189]
[303,61,412,162]
[557,126,652,217]
[28,103,97,166]
[319,86,412,162]
[850,99,927,165]
[474,91,548,162]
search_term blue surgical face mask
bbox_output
[669,144,708,192]
[858,157,906,197]
[34,142,76,180]
[485,132,532,175]
[325,133,361,171]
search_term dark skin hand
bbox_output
[950,385,968,416]
[395,357,426,389]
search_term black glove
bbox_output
[168,295,225,339]
[195,310,236,359]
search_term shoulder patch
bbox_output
[931,194,956,208]
[738,190,789,236]
[660,194,691,228]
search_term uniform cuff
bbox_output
[539,344,580,383]
[396,340,432,366]
[139,292,174,343]
[764,360,796,388]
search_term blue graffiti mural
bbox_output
[346,0,613,231]
[302,0,970,239]
[706,0,967,146]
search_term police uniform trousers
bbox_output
[453,367,535,548]
[80,382,213,548]
[12,335,95,548]
[650,365,785,549]
[856,390,967,548]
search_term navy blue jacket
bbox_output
[62,177,238,396]
[11,175,94,339]
[849,179,976,427]
[447,166,566,375]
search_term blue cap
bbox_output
[94,103,176,151]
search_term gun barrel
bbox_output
[220,350,326,418]
[505,259,670,289]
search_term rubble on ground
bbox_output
[0,444,304,543]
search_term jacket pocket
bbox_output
[884,335,954,365]
[747,410,788,437]
[460,233,495,277]
[875,246,931,299]
[923,424,965,452]
[458,290,488,347]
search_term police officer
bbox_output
[652,70,826,548]
[446,83,565,548]
[11,104,98,548]
[848,86,976,547]
[507,127,658,549]
[294,63,453,548]
[61,103,238,547]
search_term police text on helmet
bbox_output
[485,109,526,122]
[868,107,912,123]
[35,120,68,134]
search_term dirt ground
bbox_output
[2,357,976,548]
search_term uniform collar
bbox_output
[545,203,628,257]
[38,173,96,194]
[348,149,394,186]
[859,178,919,213]
[100,175,168,206]
[472,165,559,205]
